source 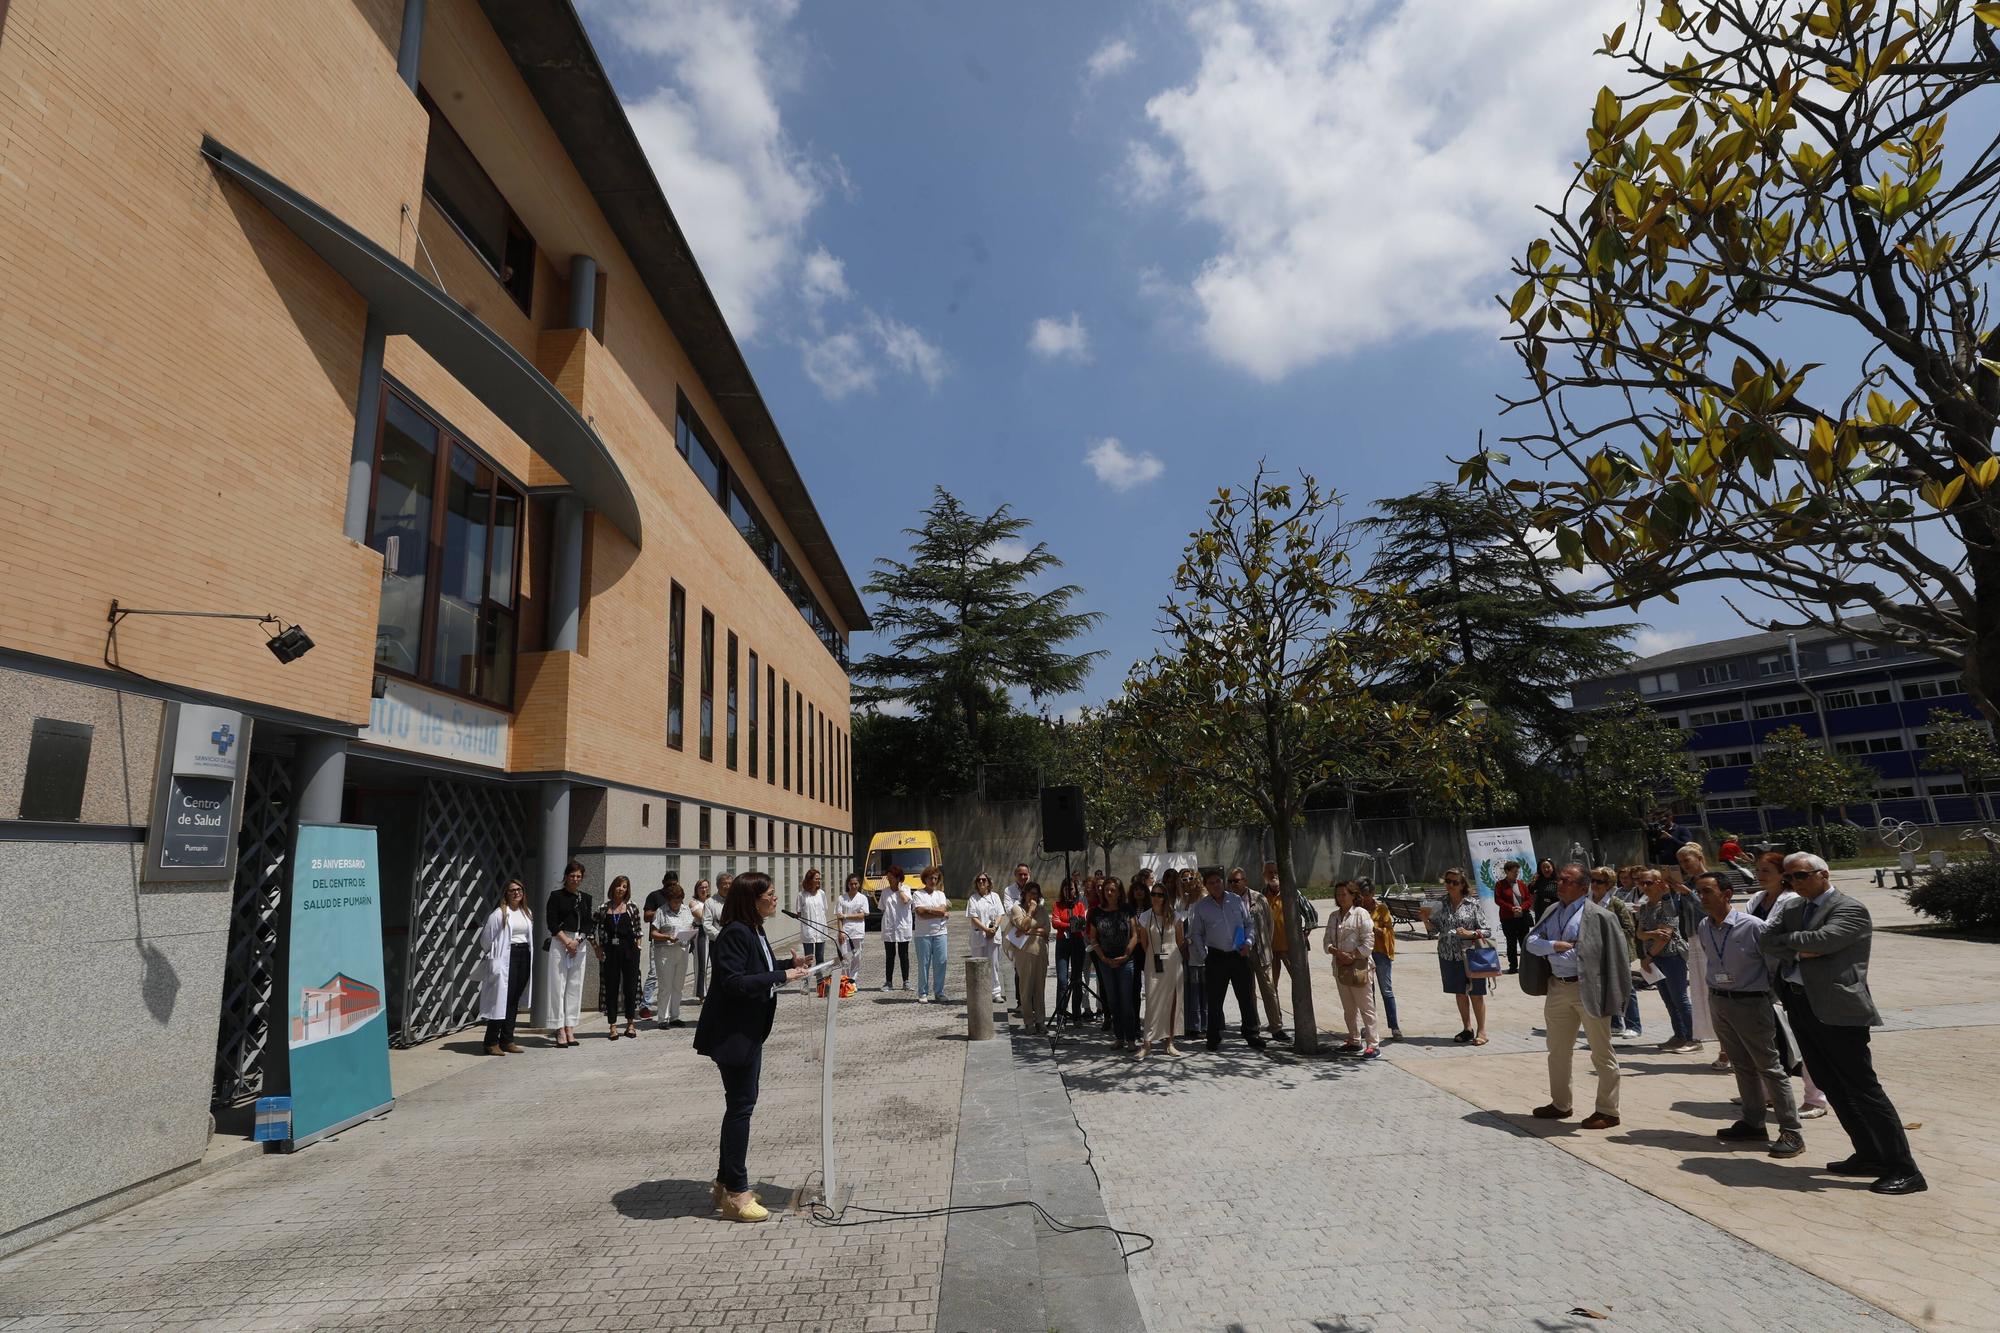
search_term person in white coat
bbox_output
[878,867,914,992]
[480,879,534,1056]
[651,881,697,1027]
[691,878,719,999]
[836,873,869,981]
[966,874,1007,1003]
[797,869,831,963]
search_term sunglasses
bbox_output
[1783,869,1822,881]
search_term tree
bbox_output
[1750,723,1874,848]
[1047,705,1161,873]
[852,488,1101,792]
[1358,482,1639,803]
[1575,691,1706,847]
[1920,705,2000,817]
[1126,465,1488,1055]
[1466,1,2000,718]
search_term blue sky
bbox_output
[581,1,1725,706]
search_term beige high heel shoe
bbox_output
[720,1190,770,1223]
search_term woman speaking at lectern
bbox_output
[693,871,811,1223]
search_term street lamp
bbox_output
[1465,697,1495,823]
[1569,732,1598,865]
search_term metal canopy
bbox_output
[201,136,643,548]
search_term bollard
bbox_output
[966,959,995,1040]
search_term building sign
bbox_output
[144,702,250,884]
[358,679,508,769]
[263,822,394,1150]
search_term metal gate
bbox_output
[212,750,293,1106]
[396,777,529,1046]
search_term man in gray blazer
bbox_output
[1526,864,1633,1129]
[1760,853,1923,1195]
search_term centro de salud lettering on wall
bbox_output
[358,679,508,769]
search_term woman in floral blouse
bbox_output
[594,876,645,1039]
[1423,868,1493,1045]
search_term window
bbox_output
[1687,706,1746,727]
[726,812,737,850]
[418,91,535,314]
[748,818,758,852]
[1704,794,1758,811]
[1658,715,1683,729]
[1637,671,1679,695]
[782,681,792,789]
[1872,781,1916,799]
[726,632,740,770]
[698,806,712,849]
[666,584,686,749]
[1926,779,1968,796]
[675,400,726,504]
[1853,643,1882,661]
[665,802,681,849]
[1824,643,1853,665]
[1824,686,1894,710]
[699,610,715,761]
[783,822,792,853]
[1751,697,1814,720]
[747,650,760,778]
[365,390,524,708]
[1903,677,1963,701]
[807,702,816,800]
[1757,652,1795,677]
[1694,663,1740,686]
[766,665,778,784]
[796,692,805,795]
[1833,736,1904,757]
[1698,750,1753,769]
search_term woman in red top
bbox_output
[1494,860,1533,975]
[1051,875,1092,1026]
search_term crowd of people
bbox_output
[484,833,1925,1203]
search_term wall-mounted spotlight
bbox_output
[106,600,316,668]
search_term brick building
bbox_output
[1569,616,1990,835]
[0,0,864,1250]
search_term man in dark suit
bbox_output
[1760,853,1924,1195]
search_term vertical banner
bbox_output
[267,822,394,1149]
[1466,825,1538,937]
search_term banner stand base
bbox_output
[272,1099,395,1154]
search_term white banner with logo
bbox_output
[1466,825,1537,937]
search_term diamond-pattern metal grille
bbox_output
[212,750,293,1107]
[397,778,528,1047]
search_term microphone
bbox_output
[783,907,845,950]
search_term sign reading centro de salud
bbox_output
[144,702,250,883]
[358,679,508,769]
[265,822,394,1150]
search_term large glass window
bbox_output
[807,702,816,800]
[699,610,716,761]
[418,90,535,314]
[667,584,686,749]
[782,680,792,789]
[747,650,760,778]
[767,665,777,784]
[675,402,725,503]
[364,389,522,708]
[726,631,740,770]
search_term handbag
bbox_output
[1518,949,1551,996]
[1337,956,1370,987]
[1464,945,1502,979]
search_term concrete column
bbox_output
[396,0,428,92]
[529,780,571,1029]
[292,735,348,825]
[966,960,994,1040]
[546,498,584,652]
[345,313,387,543]
[567,254,597,331]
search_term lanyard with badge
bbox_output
[1703,916,1736,988]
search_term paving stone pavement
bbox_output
[0,934,980,1333]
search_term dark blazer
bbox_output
[1758,888,1882,1027]
[692,920,791,1065]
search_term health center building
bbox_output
[0,0,863,1252]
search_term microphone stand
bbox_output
[783,906,850,976]
[782,907,851,1214]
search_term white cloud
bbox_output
[800,246,850,311]
[801,331,875,399]
[1132,0,1613,379]
[1123,142,1176,203]
[1634,628,1698,658]
[981,538,1032,565]
[870,314,948,388]
[1085,437,1165,491]
[1086,37,1138,82]
[1028,313,1092,362]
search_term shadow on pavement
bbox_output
[1673,1155,1863,1194]
[611,1178,723,1221]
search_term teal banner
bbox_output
[278,822,393,1147]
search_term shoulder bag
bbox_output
[1518,949,1551,996]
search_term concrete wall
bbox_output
[0,668,231,1253]
[856,793,1640,891]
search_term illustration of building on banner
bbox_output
[290,974,383,1047]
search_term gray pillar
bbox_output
[345,313,387,543]
[529,780,571,1029]
[567,254,597,331]
[966,959,994,1040]
[396,0,427,92]
[546,498,584,652]
[292,735,348,825]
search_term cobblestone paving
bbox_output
[0,937,975,1333]
[1057,982,1918,1333]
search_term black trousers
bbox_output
[1056,937,1091,1019]
[600,942,640,1024]
[715,1048,762,1193]
[883,939,910,986]
[484,942,533,1046]
[1204,950,1261,1047]
[1781,982,1916,1174]
[1501,916,1531,971]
